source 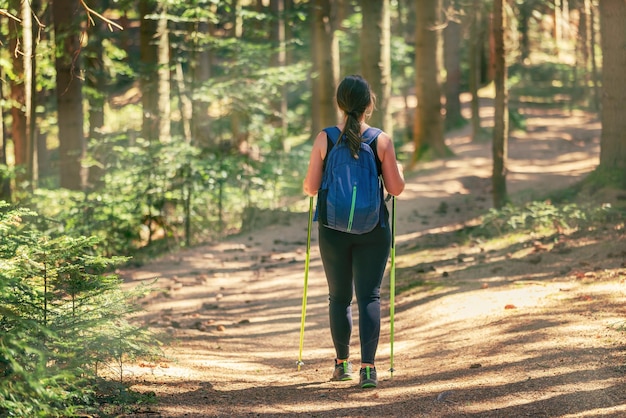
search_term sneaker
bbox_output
[331,360,353,381]
[359,366,377,388]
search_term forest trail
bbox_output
[119,108,626,417]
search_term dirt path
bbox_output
[119,110,626,417]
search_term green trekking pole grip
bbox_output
[297,196,314,371]
[389,195,396,377]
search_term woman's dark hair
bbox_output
[336,75,376,159]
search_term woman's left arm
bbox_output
[378,132,405,196]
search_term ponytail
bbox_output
[335,75,376,159]
[339,112,363,159]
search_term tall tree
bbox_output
[22,0,37,188]
[9,0,27,188]
[271,0,288,144]
[443,5,464,130]
[229,0,247,150]
[310,0,340,137]
[0,63,10,201]
[190,4,215,148]
[157,3,171,143]
[52,0,85,190]
[553,0,562,57]
[589,1,600,111]
[412,0,447,164]
[360,0,391,134]
[598,0,626,172]
[397,0,416,142]
[492,0,508,208]
[85,0,107,187]
[517,0,534,63]
[469,0,483,141]
[139,0,159,143]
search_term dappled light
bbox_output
[116,101,626,416]
[4,0,626,414]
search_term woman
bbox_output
[303,75,405,388]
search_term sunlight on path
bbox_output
[115,107,626,417]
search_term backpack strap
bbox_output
[322,127,383,174]
[317,126,388,230]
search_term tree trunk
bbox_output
[231,0,243,38]
[23,0,37,189]
[9,0,27,183]
[175,62,193,144]
[157,6,171,144]
[310,0,340,137]
[589,2,600,111]
[360,0,391,134]
[553,0,562,58]
[492,0,508,208]
[271,0,288,147]
[0,63,11,201]
[85,2,106,188]
[139,0,159,143]
[598,0,626,171]
[398,0,416,143]
[469,0,482,141]
[191,9,215,148]
[285,0,295,65]
[412,0,447,164]
[444,14,464,130]
[517,0,533,63]
[230,0,247,151]
[52,0,85,190]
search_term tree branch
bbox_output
[79,0,123,31]
[0,8,22,22]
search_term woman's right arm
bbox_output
[303,132,328,196]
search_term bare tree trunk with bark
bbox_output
[492,0,508,208]
[139,0,159,144]
[469,0,483,141]
[412,0,447,164]
[360,0,391,134]
[52,0,85,190]
[598,0,626,172]
[310,0,340,138]
[271,0,288,148]
[157,5,171,144]
[85,0,106,188]
[0,64,10,200]
[444,10,464,130]
[9,0,27,187]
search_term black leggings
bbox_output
[318,224,391,365]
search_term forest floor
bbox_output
[117,104,626,417]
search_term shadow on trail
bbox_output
[388,226,625,315]
[120,104,626,417]
[148,344,626,417]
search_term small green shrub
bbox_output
[476,201,620,237]
[0,202,161,417]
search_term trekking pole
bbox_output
[297,196,314,371]
[389,196,396,378]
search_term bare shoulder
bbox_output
[313,130,329,158]
[375,131,394,155]
[314,130,328,144]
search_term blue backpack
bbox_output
[315,126,384,234]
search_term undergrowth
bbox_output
[474,200,622,238]
[0,202,163,417]
[396,200,624,293]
